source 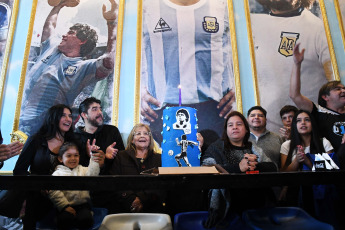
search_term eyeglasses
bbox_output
[133,132,151,136]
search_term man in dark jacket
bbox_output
[75,97,125,212]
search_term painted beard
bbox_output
[258,0,301,12]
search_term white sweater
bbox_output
[48,158,100,211]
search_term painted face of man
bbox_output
[257,0,301,12]
[58,30,85,55]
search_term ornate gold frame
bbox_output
[244,0,340,105]
[0,0,19,116]
[134,0,242,124]
[12,0,125,137]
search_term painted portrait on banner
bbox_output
[0,0,13,70]
[335,0,345,49]
[248,0,336,133]
[17,0,120,136]
[139,0,239,146]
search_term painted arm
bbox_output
[41,2,66,43]
[289,43,313,112]
[176,138,181,145]
[95,0,118,79]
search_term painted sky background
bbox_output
[0,0,345,171]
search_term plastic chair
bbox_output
[173,211,245,230]
[242,207,334,230]
[99,213,172,230]
[36,207,108,230]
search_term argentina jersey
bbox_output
[142,0,234,107]
[20,38,99,123]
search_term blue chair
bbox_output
[173,211,245,230]
[36,207,108,230]
[242,207,334,230]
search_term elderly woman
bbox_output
[202,111,277,228]
[109,123,162,213]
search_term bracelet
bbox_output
[107,20,116,26]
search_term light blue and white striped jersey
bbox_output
[141,0,234,107]
[19,38,104,124]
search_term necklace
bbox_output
[140,158,145,164]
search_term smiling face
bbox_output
[83,102,104,128]
[248,109,266,131]
[296,112,312,135]
[58,146,80,169]
[322,84,345,109]
[227,115,247,146]
[58,108,73,134]
[132,126,151,150]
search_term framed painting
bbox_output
[12,0,124,137]
[135,0,242,150]
[244,0,339,133]
[0,0,19,116]
[334,0,345,51]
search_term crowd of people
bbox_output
[1,0,345,229]
[1,60,345,228]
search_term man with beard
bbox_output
[75,97,125,172]
[250,0,333,133]
[75,97,125,212]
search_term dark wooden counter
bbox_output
[1,170,344,191]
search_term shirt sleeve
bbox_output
[322,138,334,152]
[280,140,290,156]
[13,136,37,175]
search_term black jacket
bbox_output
[74,124,125,174]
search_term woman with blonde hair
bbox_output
[109,123,162,213]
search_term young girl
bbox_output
[280,110,336,222]
[280,110,334,172]
[48,142,100,230]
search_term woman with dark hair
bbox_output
[202,111,276,173]
[14,104,74,176]
[201,111,277,228]
[280,110,336,223]
[280,110,333,172]
[13,104,101,229]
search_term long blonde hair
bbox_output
[126,123,155,152]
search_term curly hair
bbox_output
[70,23,98,57]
